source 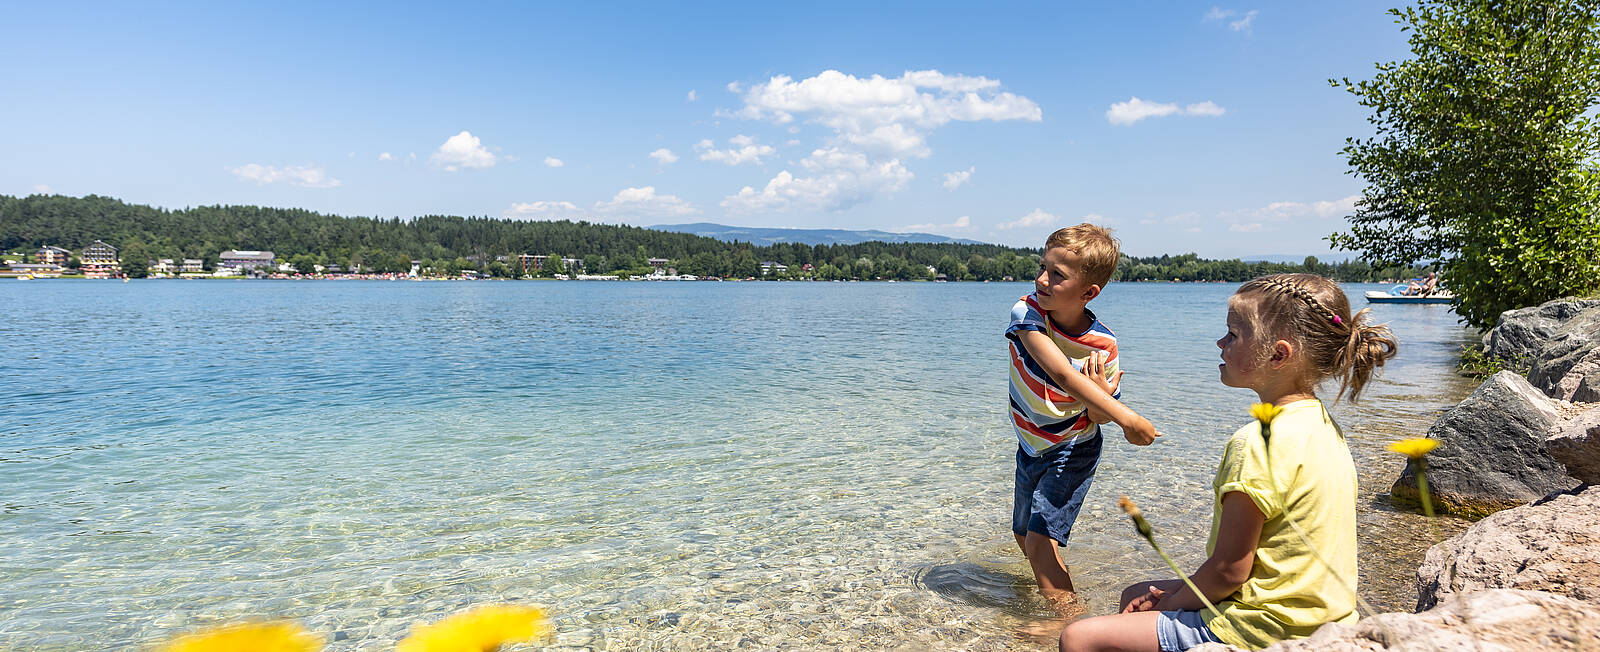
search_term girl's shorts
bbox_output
[1156,610,1222,651]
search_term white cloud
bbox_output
[504,201,584,220]
[726,81,743,94]
[32,184,50,194]
[687,89,697,102]
[1083,213,1108,224]
[696,135,775,166]
[227,164,342,188]
[900,215,972,232]
[594,186,697,218]
[1229,222,1264,232]
[1107,96,1227,125]
[544,156,564,168]
[942,166,975,191]
[1204,7,1257,32]
[1231,10,1258,31]
[378,152,394,161]
[730,69,1040,153]
[430,131,498,171]
[722,147,912,213]
[996,208,1060,230]
[721,69,1039,210]
[1252,194,1360,220]
[649,148,679,165]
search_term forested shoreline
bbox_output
[0,194,1420,281]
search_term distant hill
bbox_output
[650,222,987,246]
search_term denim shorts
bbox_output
[1156,610,1222,651]
[1011,434,1102,544]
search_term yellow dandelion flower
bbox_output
[161,621,320,652]
[1249,402,1284,425]
[1387,437,1441,459]
[1118,495,1152,539]
[396,605,551,652]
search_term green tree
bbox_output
[1330,0,1600,327]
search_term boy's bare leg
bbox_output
[1021,531,1075,593]
[1015,531,1085,619]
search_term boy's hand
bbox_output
[1122,585,1169,614]
[1122,414,1160,446]
[1085,351,1123,399]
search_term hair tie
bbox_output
[1331,314,1343,325]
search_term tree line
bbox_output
[0,194,1421,282]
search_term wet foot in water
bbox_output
[1014,591,1087,643]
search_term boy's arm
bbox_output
[1014,330,1159,445]
[1153,492,1265,611]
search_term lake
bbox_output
[0,280,1479,650]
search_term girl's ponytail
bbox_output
[1333,307,1398,402]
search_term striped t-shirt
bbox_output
[1005,294,1122,456]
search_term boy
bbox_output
[1007,223,1160,611]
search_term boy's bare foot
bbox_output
[1042,590,1088,619]
[1015,590,1088,643]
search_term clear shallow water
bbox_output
[1,280,1477,650]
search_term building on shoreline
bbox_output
[182,259,204,273]
[81,240,120,278]
[219,250,276,271]
[36,245,71,265]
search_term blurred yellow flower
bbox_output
[396,605,551,652]
[161,622,320,652]
[1117,495,1152,538]
[1249,402,1284,425]
[1387,438,1441,459]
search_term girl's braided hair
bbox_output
[1234,273,1399,402]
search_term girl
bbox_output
[1060,274,1398,652]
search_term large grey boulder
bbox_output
[1526,305,1600,402]
[1416,485,1600,611]
[1547,406,1600,485]
[1483,297,1600,366]
[1190,589,1600,652]
[1391,371,1577,517]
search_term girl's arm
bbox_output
[1154,492,1265,611]
[1015,330,1159,445]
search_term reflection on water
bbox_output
[0,281,1478,649]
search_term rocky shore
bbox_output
[1197,297,1600,651]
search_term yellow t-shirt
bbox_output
[1202,399,1359,650]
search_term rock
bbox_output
[1483,297,1600,366]
[1391,371,1578,517]
[1191,589,1600,651]
[1527,305,1600,402]
[1547,406,1600,484]
[1416,485,1600,611]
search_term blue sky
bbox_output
[1,2,1413,257]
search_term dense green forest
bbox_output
[0,194,1420,281]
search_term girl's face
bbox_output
[1218,298,1268,389]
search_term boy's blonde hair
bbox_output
[1045,223,1121,287]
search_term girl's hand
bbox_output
[1121,585,1169,613]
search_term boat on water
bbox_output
[1365,285,1453,304]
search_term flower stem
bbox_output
[1142,535,1222,622]
[1415,458,1435,518]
